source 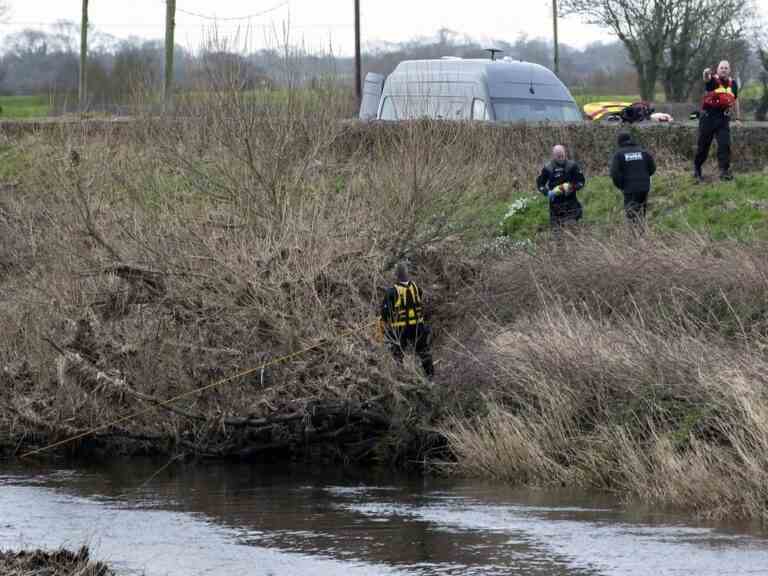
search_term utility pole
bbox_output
[164,0,176,109]
[79,0,88,110]
[552,0,560,76]
[354,0,361,103]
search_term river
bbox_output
[1,459,766,575]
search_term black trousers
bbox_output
[549,202,583,228]
[623,189,648,224]
[387,324,434,377]
[694,112,731,173]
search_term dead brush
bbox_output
[442,308,768,519]
[471,229,768,336]
[0,78,503,463]
[438,231,768,519]
[0,546,113,576]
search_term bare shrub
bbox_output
[471,230,768,337]
[443,309,768,519]
[0,63,506,463]
[439,232,768,519]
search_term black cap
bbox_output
[617,131,635,146]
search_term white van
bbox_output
[359,57,582,123]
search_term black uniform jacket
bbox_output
[536,160,586,213]
[610,138,656,194]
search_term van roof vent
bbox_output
[440,56,462,60]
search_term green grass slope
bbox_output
[0,95,51,119]
[498,171,768,241]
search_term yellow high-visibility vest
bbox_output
[390,281,424,328]
[703,79,736,110]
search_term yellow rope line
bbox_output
[20,337,334,459]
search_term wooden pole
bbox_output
[79,0,88,110]
[553,0,560,76]
[164,0,176,108]
[354,0,361,103]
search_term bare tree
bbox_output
[561,0,753,101]
[661,0,754,101]
[560,0,676,100]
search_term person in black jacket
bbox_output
[379,261,434,378]
[694,60,740,182]
[536,145,586,230]
[610,131,656,225]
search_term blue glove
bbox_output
[547,189,557,201]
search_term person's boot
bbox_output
[693,165,703,183]
[720,169,733,181]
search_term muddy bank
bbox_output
[0,547,113,576]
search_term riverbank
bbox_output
[2,93,768,520]
[0,547,113,576]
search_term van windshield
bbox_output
[491,99,582,123]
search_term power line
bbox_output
[168,0,290,22]
[0,20,350,30]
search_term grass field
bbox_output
[0,95,51,119]
[497,172,768,241]
[0,80,762,120]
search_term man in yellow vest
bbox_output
[694,60,740,182]
[379,261,434,378]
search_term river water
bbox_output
[0,459,766,575]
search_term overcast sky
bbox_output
[0,0,766,55]
[0,0,613,54]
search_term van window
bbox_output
[472,99,489,121]
[492,99,582,123]
[379,96,469,120]
[380,97,396,120]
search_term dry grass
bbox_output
[439,232,768,520]
[0,547,112,576]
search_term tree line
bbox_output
[0,23,676,105]
[0,6,765,110]
[561,0,759,101]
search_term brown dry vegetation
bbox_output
[2,83,768,519]
[0,87,496,465]
[440,233,768,520]
[0,547,113,576]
